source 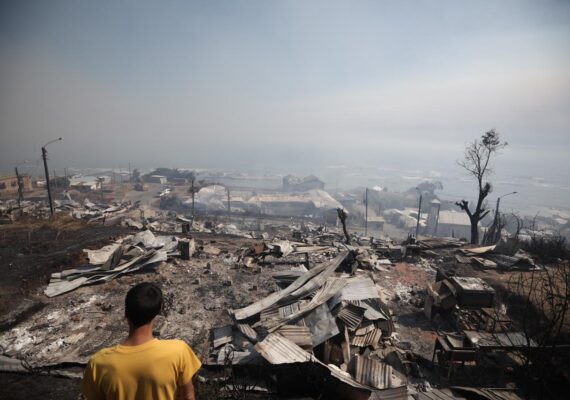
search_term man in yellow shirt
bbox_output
[81,282,201,400]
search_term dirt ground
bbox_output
[0,216,129,320]
[0,373,80,400]
[0,217,130,398]
[0,216,296,399]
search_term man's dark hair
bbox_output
[125,283,163,327]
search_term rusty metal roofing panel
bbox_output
[329,276,379,309]
[254,333,315,364]
[285,255,347,302]
[267,277,346,332]
[275,325,313,351]
[279,302,301,318]
[336,302,366,331]
[352,326,382,347]
[237,323,259,343]
[327,363,372,390]
[260,306,280,325]
[346,298,390,321]
[349,355,407,390]
[231,251,347,321]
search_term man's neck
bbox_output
[122,323,155,346]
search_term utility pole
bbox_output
[226,187,231,223]
[42,149,53,215]
[14,167,24,214]
[128,162,132,183]
[42,137,63,217]
[364,187,368,236]
[415,188,422,238]
[190,177,195,223]
[98,177,105,202]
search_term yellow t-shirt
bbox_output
[81,339,201,400]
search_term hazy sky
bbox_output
[1,0,569,183]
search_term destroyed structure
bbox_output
[0,174,568,400]
[282,175,325,192]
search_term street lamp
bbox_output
[495,191,518,220]
[42,137,63,216]
[486,191,518,244]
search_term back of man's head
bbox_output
[125,282,163,327]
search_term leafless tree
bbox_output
[456,129,507,244]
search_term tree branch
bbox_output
[455,200,473,218]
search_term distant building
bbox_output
[171,177,187,186]
[282,175,325,192]
[0,175,33,195]
[69,176,101,191]
[367,215,385,230]
[147,175,168,184]
[383,208,427,231]
[248,189,341,224]
[427,207,473,239]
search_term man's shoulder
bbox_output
[157,339,190,351]
[88,346,118,366]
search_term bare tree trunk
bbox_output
[470,221,479,244]
[337,208,350,245]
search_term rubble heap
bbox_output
[208,251,409,399]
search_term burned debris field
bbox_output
[2,2,570,399]
[0,170,569,400]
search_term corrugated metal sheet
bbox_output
[237,323,259,343]
[336,302,366,330]
[347,298,390,321]
[267,277,346,332]
[285,257,346,302]
[279,302,301,318]
[254,333,314,364]
[232,251,347,321]
[260,306,280,325]
[355,321,376,335]
[349,355,406,390]
[329,276,379,309]
[351,327,382,347]
[327,363,373,390]
[275,325,313,350]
